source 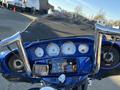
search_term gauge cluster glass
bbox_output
[61,41,76,55]
[78,44,89,54]
[33,42,90,59]
[46,43,60,56]
[35,47,44,58]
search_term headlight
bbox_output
[78,44,89,54]
[61,41,76,55]
[35,47,44,58]
[46,43,60,56]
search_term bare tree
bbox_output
[74,6,82,15]
[58,6,62,12]
[113,20,120,26]
[106,20,114,26]
[94,9,106,20]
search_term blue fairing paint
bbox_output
[0,36,120,85]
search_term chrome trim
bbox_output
[95,24,120,35]
[0,32,31,75]
[32,64,49,76]
[13,59,24,69]
[94,31,103,73]
[94,23,120,73]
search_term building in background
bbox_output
[23,0,54,14]
[39,0,54,14]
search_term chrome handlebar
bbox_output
[0,32,31,76]
[94,24,120,74]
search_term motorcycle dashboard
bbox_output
[24,37,94,77]
[1,34,120,83]
[26,37,94,61]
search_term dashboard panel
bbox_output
[24,37,94,78]
[26,37,94,61]
[1,35,120,84]
[0,36,95,85]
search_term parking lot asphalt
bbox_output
[0,8,120,90]
[0,8,31,40]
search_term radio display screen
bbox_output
[49,59,77,74]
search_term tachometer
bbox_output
[78,44,89,54]
[46,43,60,56]
[62,41,76,55]
[35,47,44,58]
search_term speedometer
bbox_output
[78,44,89,54]
[46,43,60,56]
[35,47,44,58]
[62,41,76,55]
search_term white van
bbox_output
[2,0,23,10]
[5,0,40,13]
[2,0,52,14]
[25,0,40,11]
